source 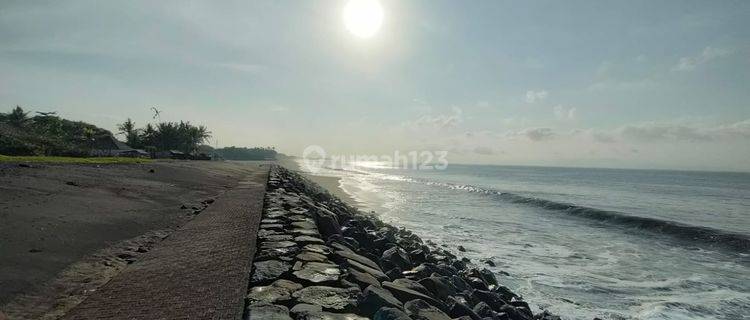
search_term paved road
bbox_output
[62,165,269,320]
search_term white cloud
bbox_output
[553,105,576,120]
[522,127,555,141]
[617,119,750,142]
[403,106,463,130]
[525,90,548,103]
[473,146,495,155]
[673,46,733,71]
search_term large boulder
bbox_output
[251,260,291,285]
[382,282,446,311]
[291,286,360,311]
[418,276,457,301]
[245,303,292,320]
[373,307,414,320]
[360,285,404,316]
[403,299,451,320]
[381,247,413,271]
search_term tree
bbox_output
[117,118,142,147]
[7,106,30,128]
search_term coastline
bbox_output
[243,164,559,319]
[275,156,361,208]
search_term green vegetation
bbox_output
[0,106,113,156]
[215,146,277,160]
[117,118,211,154]
[0,155,151,164]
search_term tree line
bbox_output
[117,118,211,154]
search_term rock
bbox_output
[392,278,431,296]
[360,285,404,316]
[295,235,325,244]
[292,221,317,230]
[261,234,295,242]
[296,251,329,263]
[314,207,342,237]
[245,303,292,320]
[418,276,457,301]
[290,303,322,318]
[255,247,299,261]
[446,298,482,320]
[482,259,496,267]
[261,224,286,230]
[65,181,80,186]
[335,250,381,270]
[148,168,155,173]
[382,282,445,311]
[297,311,368,320]
[457,245,466,252]
[291,286,360,311]
[472,302,495,318]
[251,260,291,284]
[261,241,297,249]
[292,262,341,284]
[347,259,389,282]
[373,307,414,320]
[303,244,333,255]
[403,299,451,320]
[348,267,381,289]
[293,229,322,237]
[381,246,413,271]
[385,267,403,281]
[246,286,291,305]
[471,290,508,311]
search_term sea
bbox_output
[295,159,750,320]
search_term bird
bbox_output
[150,107,161,120]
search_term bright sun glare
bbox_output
[343,0,384,38]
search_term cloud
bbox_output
[473,146,495,155]
[617,119,750,142]
[522,127,555,141]
[525,90,548,103]
[553,105,576,120]
[403,107,463,130]
[673,46,733,71]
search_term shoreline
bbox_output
[243,164,560,319]
[275,156,361,208]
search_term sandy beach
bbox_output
[276,156,360,207]
[0,160,268,319]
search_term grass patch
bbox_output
[0,155,152,164]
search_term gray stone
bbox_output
[290,303,322,318]
[418,276,457,301]
[297,311,369,320]
[292,221,317,230]
[292,262,341,284]
[373,307,414,320]
[251,260,291,284]
[246,286,291,305]
[291,286,360,311]
[260,234,295,242]
[335,250,381,270]
[348,267,381,289]
[382,282,445,311]
[272,279,303,292]
[392,278,431,296]
[296,251,329,263]
[404,299,451,320]
[347,259,389,282]
[303,244,333,255]
[246,303,292,320]
[360,285,404,316]
[255,247,299,261]
[382,247,413,271]
[293,228,321,236]
[295,235,326,244]
[261,241,298,249]
[260,223,286,230]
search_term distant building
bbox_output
[90,135,149,158]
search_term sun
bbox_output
[343,0,384,39]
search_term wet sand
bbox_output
[0,160,268,319]
[275,156,360,207]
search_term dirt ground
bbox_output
[0,160,267,319]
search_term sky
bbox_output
[1,0,749,171]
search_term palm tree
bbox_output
[117,118,141,147]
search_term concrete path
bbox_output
[62,165,269,320]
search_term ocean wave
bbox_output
[371,175,750,253]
